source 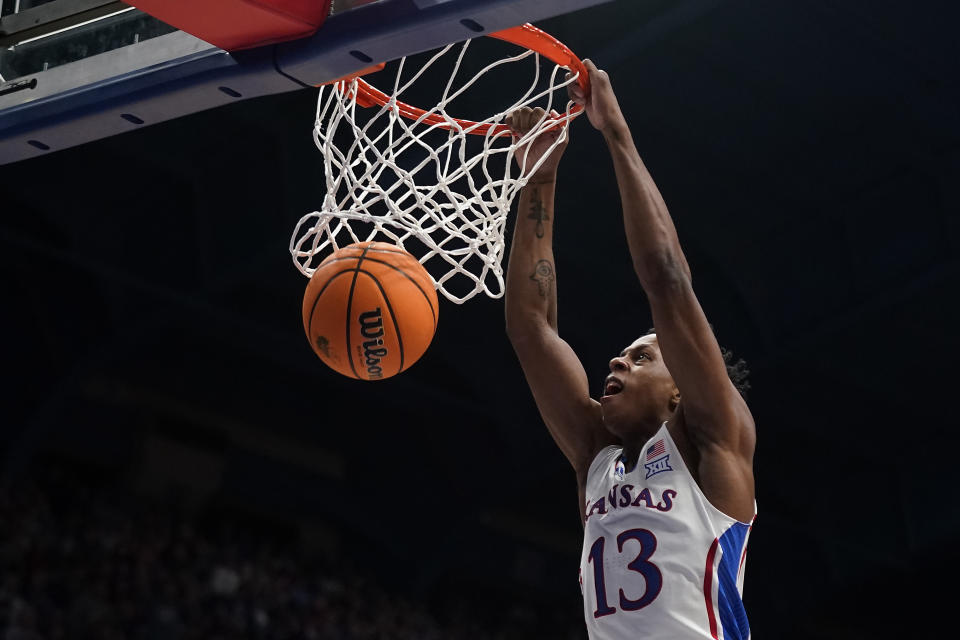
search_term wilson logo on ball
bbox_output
[358,307,387,379]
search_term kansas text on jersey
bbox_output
[579,423,756,640]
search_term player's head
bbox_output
[600,329,750,438]
[600,333,677,437]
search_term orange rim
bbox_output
[338,23,588,136]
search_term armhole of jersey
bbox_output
[660,424,757,526]
[586,445,620,483]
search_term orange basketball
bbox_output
[302,241,439,380]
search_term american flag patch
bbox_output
[646,439,666,461]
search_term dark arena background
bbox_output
[3,1,959,638]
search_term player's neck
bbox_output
[620,420,666,467]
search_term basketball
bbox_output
[302,241,439,380]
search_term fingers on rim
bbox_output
[506,107,530,130]
[582,58,605,77]
[508,106,567,134]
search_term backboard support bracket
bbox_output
[0,0,613,165]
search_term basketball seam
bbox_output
[307,269,356,350]
[362,248,408,256]
[363,244,407,252]
[314,255,437,331]
[333,243,406,255]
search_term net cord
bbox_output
[291,38,580,304]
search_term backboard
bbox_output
[0,0,613,165]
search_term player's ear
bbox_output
[669,386,680,411]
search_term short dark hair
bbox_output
[645,328,751,399]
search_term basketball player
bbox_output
[505,60,756,639]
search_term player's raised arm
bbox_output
[569,62,754,468]
[504,107,610,476]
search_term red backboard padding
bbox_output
[126,0,333,51]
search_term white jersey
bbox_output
[579,423,755,640]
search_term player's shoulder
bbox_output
[676,395,756,461]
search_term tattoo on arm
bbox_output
[527,188,550,239]
[530,260,555,298]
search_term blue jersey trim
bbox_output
[716,522,751,640]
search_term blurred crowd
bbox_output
[0,467,580,640]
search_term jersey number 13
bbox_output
[587,528,662,617]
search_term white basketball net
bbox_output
[289,36,581,304]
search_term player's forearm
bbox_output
[505,178,559,334]
[603,123,692,288]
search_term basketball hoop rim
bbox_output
[336,23,589,137]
